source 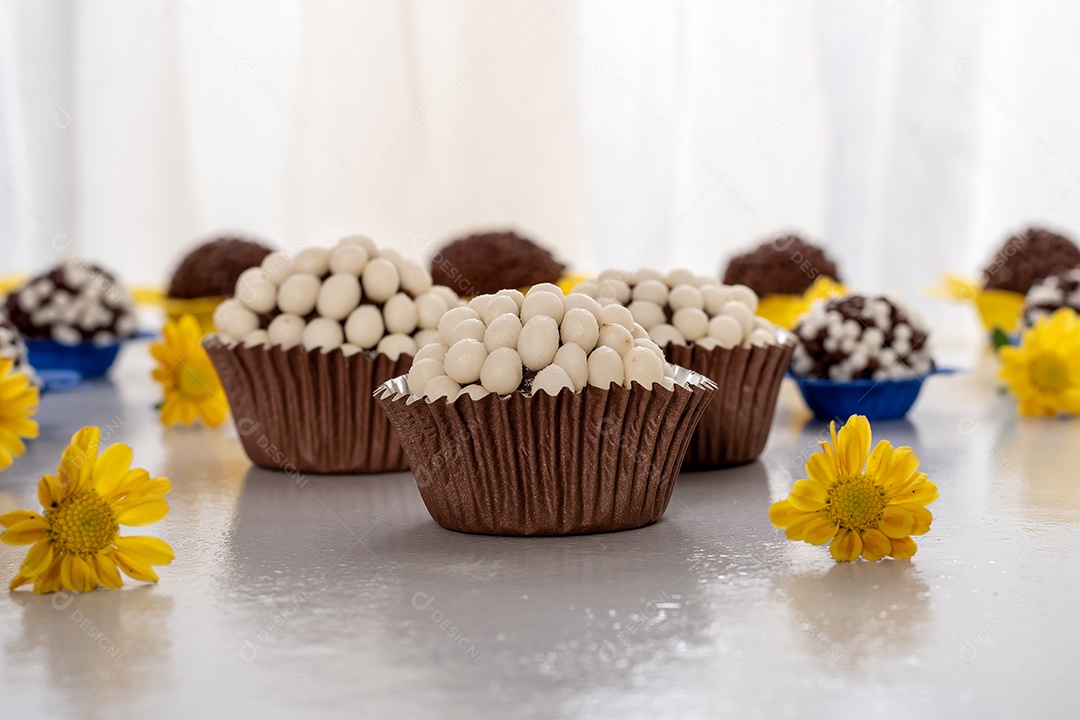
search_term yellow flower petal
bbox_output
[54,426,102,498]
[900,503,933,535]
[805,451,837,487]
[0,515,49,545]
[888,536,918,559]
[788,480,828,511]
[768,499,808,529]
[893,478,938,506]
[93,443,134,495]
[0,509,42,528]
[835,414,871,476]
[38,475,60,510]
[801,516,839,546]
[880,506,915,539]
[114,536,175,565]
[116,496,169,526]
[860,528,892,561]
[865,440,894,479]
[92,553,124,590]
[882,447,920,492]
[21,540,54,577]
[830,529,863,562]
[113,550,160,583]
[9,571,33,591]
[785,511,829,542]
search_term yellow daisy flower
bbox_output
[0,357,40,470]
[769,415,938,562]
[1,426,174,593]
[999,308,1080,417]
[151,314,228,427]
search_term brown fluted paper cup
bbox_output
[664,334,795,470]
[205,338,411,474]
[375,366,717,536]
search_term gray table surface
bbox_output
[1,340,1077,719]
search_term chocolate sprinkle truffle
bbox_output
[792,295,932,381]
[1021,267,1080,327]
[430,230,565,297]
[723,235,841,296]
[981,227,1080,294]
[0,311,31,373]
[167,237,273,299]
[4,260,137,345]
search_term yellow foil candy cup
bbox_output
[934,275,1024,333]
[756,276,846,329]
[132,286,224,335]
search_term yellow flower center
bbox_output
[1029,354,1068,393]
[48,491,117,556]
[177,362,216,401]
[826,475,886,531]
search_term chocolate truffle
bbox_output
[722,235,841,296]
[981,227,1080,294]
[430,230,565,297]
[1021,267,1080,327]
[167,237,273,299]
[0,311,30,373]
[4,260,137,345]
[791,295,932,381]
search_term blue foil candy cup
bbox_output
[24,339,123,380]
[791,370,952,421]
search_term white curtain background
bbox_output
[3,0,1080,350]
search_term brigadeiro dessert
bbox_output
[430,229,566,297]
[723,234,841,296]
[376,284,716,536]
[0,311,31,375]
[163,236,273,332]
[570,269,793,469]
[981,227,1080,294]
[3,259,137,378]
[204,235,464,474]
[1020,267,1080,328]
[790,294,936,420]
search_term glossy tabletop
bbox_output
[1,338,1077,719]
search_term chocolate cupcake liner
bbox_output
[205,338,412,474]
[664,336,795,470]
[375,366,717,536]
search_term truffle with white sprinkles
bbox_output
[1020,267,1080,328]
[573,271,780,351]
[791,294,932,381]
[214,236,463,359]
[407,286,677,402]
[3,260,137,346]
[0,311,31,373]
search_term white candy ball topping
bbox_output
[484,313,523,352]
[560,308,600,352]
[444,338,487,384]
[316,274,362,320]
[361,258,400,303]
[376,333,417,360]
[267,313,305,349]
[277,273,321,316]
[518,315,560,370]
[329,243,368,275]
[587,346,624,388]
[383,293,418,335]
[345,305,385,349]
[302,317,345,351]
[480,347,524,395]
[532,364,575,396]
[521,290,565,324]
